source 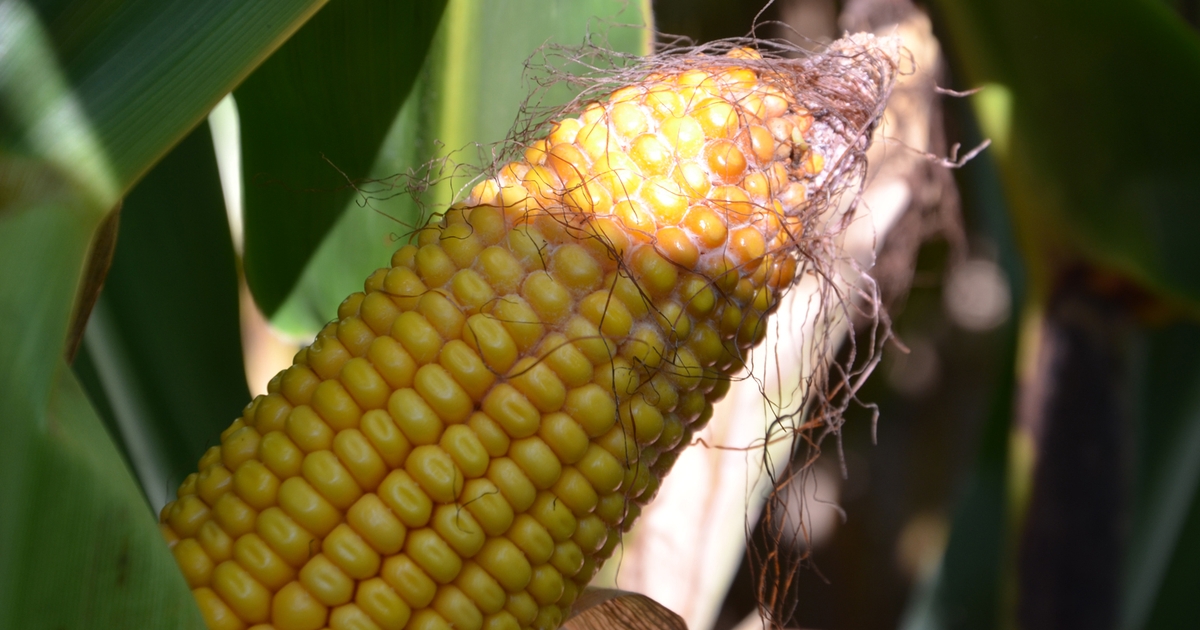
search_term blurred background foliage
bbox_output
[3,0,1200,628]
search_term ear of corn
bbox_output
[159,37,893,630]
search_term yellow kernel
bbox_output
[405,445,463,504]
[529,492,576,542]
[563,179,614,215]
[486,458,537,513]
[461,479,515,537]
[271,582,327,630]
[509,437,562,490]
[623,325,667,368]
[537,334,593,388]
[705,139,747,184]
[537,412,589,465]
[521,273,570,326]
[729,225,766,263]
[311,380,362,432]
[577,444,624,494]
[507,514,554,565]
[594,493,628,525]
[462,314,519,374]
[406,528,462,584]
[549,540,585,577]
[441,224,484,269]
[257,507,319,568]
[613,198,655,238]
[432,504,486,558]
[468,206,507,245]
[674,160,711,199]
[476,537,532,592]
[281,366,321,407]
[223,426,262,471]
[391,244,419,269]
[608,273,650,317]
[574,121,611,161]
[339,358,389,412]
[415,244,457,288]
[456,562,508,615]
[360,292,401,336]
[382,554,437,608]
[708,184,754,218]
[527,565,564,606]
[387,388,443,446]
[546,143,588,184]
[308,335,351,381]
[234,460,280,511]
[301,553,355,607]
[548,118,583,146]
[194,586,247,630]
[468,413,511,458]
[324,522,382,580]
[332,429,387,492]
[596,423,638,467]
[221,418,247,443]
[440,424,490,478]
[173,538,213,587]
[629,134,670,176]
[477,246,524,295]
[177,472,199,500]
[660,115,704,159]
[260,431,304,479]
[338,316,376,357]
[167,494,210,537]
[451,269,496,313]
[434,585,484,630]
[417,292,465,341]
[508,357,566,414]
[303,450,363,510]
[360,410,411,469]
[212,560,271,623]
[356,577,412,630]
[198,519,234,563]
[578,291,633,340]
[392,312,442,366]
[196,465,233,506]
[640,177,688,224]
[377,470,433,529]
[439,340,496,401]
[695,98,737,137]
[572,514,608,553]
[279,477,342,538]
[594,153,644,198]
[383,266,425,312]
[631,245,678,296]
[481,384,540,439]
[564,384,618,437]
[366,336,417,390]
[655,226,699,268]
[330,602,383,630]
[413,363,473,424]
[745,124,775,163]
[558,580,580,610]
[552,467,599,515]
[532,605,563,630]
[234,533,295,590]
[623,395,666,444]
[490,297,542,351]
[407,610,453,630]
[505,591,539,625]
[253,394,293,433]
[592,358,640,400]
[609,102,648,139]
[347,494,406,555]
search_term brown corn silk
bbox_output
[159,34,899,630]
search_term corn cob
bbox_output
[159,35,895,630]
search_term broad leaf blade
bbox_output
[73,120,249,512]
[930,0,1200,308]
[240,0,652,336]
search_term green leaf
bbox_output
[930,0,1200,308]
[2,361,205,629]
[73,120,249,512]
[239,0,653,336]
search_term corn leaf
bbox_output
[930,0,1200,308]
[0,0,328,626]
[240,0,653,336]
[73,121,249,513]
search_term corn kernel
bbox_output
[234,533,295,591]
[324,523,382,580]
[174,538,214,587]
[330,602,383,630]
[506,515,554,566]
[485,458,537,514]
[278,477,341,539]
[508,437,562,490]
[303,450,363,511]
[234,460,281,511]
[406,528,462,584]
[300,554,355,607]
[212,560,272,623]
[194,586,248,630]
[476,537,532,592]
[257,507,319,568]
[460,479,515,537]
[387,388,443,446]
[456,562,508,615]
[377,470,433,529]
[360,410,411,469]
[440,424,490,478]
[405,445,463,504]
[381,554,437,609]
[356,577,412,630]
